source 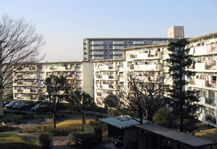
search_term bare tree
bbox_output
[0,14,45,117]
[104,72,169,124]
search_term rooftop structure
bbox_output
[168,26,184,38]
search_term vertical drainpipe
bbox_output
[0,41,3,118]
[124,128,126,148]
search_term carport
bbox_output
[134,123,217,149]
[99,115,151,148]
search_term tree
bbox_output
[104,73,167,124]
[45,75,70,128]
[152,107,175,128]
[166,39,200,133]
[67,90,95,124]
[0,15,45,117]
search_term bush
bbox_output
[0,125,14,132]
[152,107,175,128]
[72,132,98,149]
[39,134,52,149]
[23,125,82,136]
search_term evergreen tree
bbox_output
[166,39,200,133]
[45,75,70,128]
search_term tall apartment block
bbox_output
[93,32,217,128]
[13,61,93,101]
[83,38,178,61]
[168,26,184,38]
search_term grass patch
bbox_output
[57,118,95,129]
[195,128,217,142]
[0,133,41,149]
[0,114,23,123]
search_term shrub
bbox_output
[72,132,97,149]
[0,125,14,132]
[23,125,82,136]
[39,134,53,149]
[152,107,175,128]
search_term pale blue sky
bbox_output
[1,0,217,62]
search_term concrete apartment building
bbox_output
[83,38,178,61]
[93,32,217,128]
[93,44,170,107]
[13,61,93,101]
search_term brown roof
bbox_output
[134,124,217,147]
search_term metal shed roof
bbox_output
[99,115,151,129]
[134,124,217,147]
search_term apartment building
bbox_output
[83,38,178,61]
[93,32,217,128]
[13,61,93,101]
[186,32,217,127]
[93,43,171,107]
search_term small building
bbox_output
[135,123,217,149]
[100,115,151,148]
[100,116,217,149]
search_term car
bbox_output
[17,101,34,110]
[5,100,20,109]
[3,101,10,106]
[31,104,49,112]
[12,102,22,109]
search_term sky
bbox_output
[0,0,217,62]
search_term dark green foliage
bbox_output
[72,129,102,149]
[152,107,175,128]
[67,90,95,124]
[0,143,41,149]
[45,75,71,128]
[39,134,53,149]
[0,125,14,132]
[23,125,82,136]
[166,39,201,133]
[104,94,119,108]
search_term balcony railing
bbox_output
[205,98,216,106]
[205,114,217,125]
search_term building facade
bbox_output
[13,61,93,101]
[83,38,178,61]
[186,32,217,127]
[93,32,217,128]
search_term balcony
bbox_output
[92,41,103,45]
[113,41,124,44]
[113,46,124,49]
[92,46,103,50]
[131,52,161,60]
[133,41,144,44]
[101,75,117,80]
[96,75,102,79]
[113,50,123,55]
[96,92,102,96]
[102,84,109,89]
[113,56,122,60]
[92,56,104,60]
[205,98,216,106]
[205,114,217,125]
[92,51,104,55]
[194,46,206,55]
[131,64,162,71]
[96,65,117,71]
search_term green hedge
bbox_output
[72,131,101,149]
[22,125,82,136]
[0,125,14,132]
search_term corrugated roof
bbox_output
[99,115,151,129]
[134,124,217,147]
